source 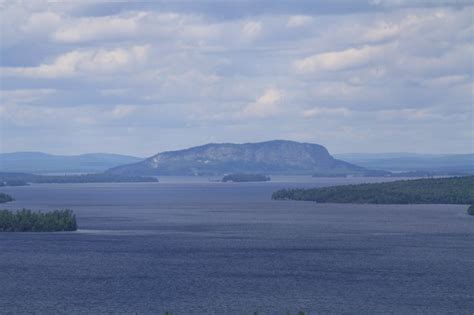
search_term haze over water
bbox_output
[1,177,472,314]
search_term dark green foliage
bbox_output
[0,193,14,203]
[313,169,390,177]
[0,209,77,232]
[272,176,474,204]
[468,205,474,216]
[222,173,270,182]
[0,172,158,184]
[32,173,158,183]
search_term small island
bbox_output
[468,205,474,216]
[222,173,271,182]
[0,209,77,232]
[272,176,474,204]
[0,193,14,204]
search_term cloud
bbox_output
[0,2,472,155]
[242,21,262,38]
[302,106,351,118]
[53,13,145,43]
[2,45,150,78]
[422,75,469,87]
[22,11,61,34]
[1,89,56,104]
[375,108,433,121]
[111,105,137,119]
[241,88,283,118]
[294,45,387,73]
[286,15,313,28]
[363,22,400,42]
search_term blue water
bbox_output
[0,177,473,314]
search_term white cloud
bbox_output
[363,22,400,42]
[302,106,351,118]
[1,89,56,104]
[294,45,387,73]
[22,11,61,34]
[376,108,433,121]
[241,88,283,118]
[111,105,137,119]
[286,15,313,28]
[242,21,262,38]
[2,45,150,78]
[422,75,469,87]
[53,13,145,43]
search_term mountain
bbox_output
[0,152,143,174]
[107,140,377,176]
[334,153,474,174]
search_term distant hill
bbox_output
[107,140,379,176]
[0,152,143,174]
[334,153,474,174]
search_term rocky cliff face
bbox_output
[107,140,367,175]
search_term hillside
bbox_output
[0,152,143,174]
[107,140,376,176]
[272,176,474,204]
[334,153,474,174]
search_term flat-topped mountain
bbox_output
[107,140,376,176]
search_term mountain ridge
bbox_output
[106,140,376,176]
[0,152,143,174]
[334,152,474,173]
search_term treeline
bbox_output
[0,179,29,187]
[222,173,271,182]
[0,172,158,184]
[0,193,14,204]
[312,169,390,177]
[0,209,77,232]
[272,176,474,204]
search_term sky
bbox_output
[0,0,473,157]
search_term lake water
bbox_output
[0,177,473,314]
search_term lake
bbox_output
[0,177,473,314]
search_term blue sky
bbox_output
[0,0,472,156]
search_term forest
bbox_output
[272,176,474,204]
[0,193,14,203]
[0,172,158,184]
[222,174,271,182]
[0,209,77,232]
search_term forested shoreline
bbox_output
[0,193,14,203]
[222,174,271,182]
[0,209,77,232]
[0,172,158,184]
[272,176,474,204]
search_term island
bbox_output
[468,205,474,216]
[272,176,474,204]
[0,209,77,232]
[222,173,271,182]
[0,193,14,204]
